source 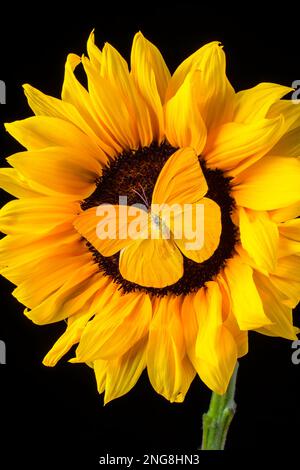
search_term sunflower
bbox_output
[0,32,300,404]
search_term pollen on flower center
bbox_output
[81,142,238,296]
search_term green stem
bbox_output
[201,362,239,450]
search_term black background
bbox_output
[0,3,299,467]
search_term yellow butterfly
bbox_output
[74,147,221,288]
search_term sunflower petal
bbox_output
[270,126,300,158]
[279,218,300,243]
[7,147,101,198]
[5,116,107,165]
[0,228,82,288]
[238,207,279,272]
[86,30,102,70]
[276,218,300,257]
[24,262,100,324]
[224,255,271,329]
[101,41,153,147]
[43,310,95,367]
[131,32,170,103]
[23,83,114,156]
[217,274,249,358]
[104,336,148,404]
[12,252,92,309]
[131,32,170,142]
[182,284,237,395]
[166,41,234,117]
[232,156,300,210]
[74,290,152,361]
[253,271,297,339]
[0,168,42,198]
[165,72,207,154]
[268,99,300,131]
[147,296,195,402]
[93,359,107,394]
[269,255,300,308]
[82,54,139,150]
[0,198,80,235]
[269,202,300,223]
[205,116,284,172]
[0,226,80,270]
[233,83,292,123]
[166,41,220,98]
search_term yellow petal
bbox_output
[224,255,271,330]
[279,218,300,242]
[0,168,42,198]
[104,336,148,404]
[131,32,170,103]
[253,271,297,340]
[12,252,93,309]
[217,274,248,358]
[43,309,95,367]
[277,219,300,258]
[86,30,102,70]
[229,98,300,177]
[62,53,122,152]
[265,99,300,156]
[100,41,153,147]
[195,282,237,395]
[93,359,107,394]
[131,32,170,142]
[81,54,139,150]
[238,207,279,272]
[74,290,152,361]
[182,284,237,395]
[5,116,107,165]
[232,156,300,210]
[74,205,147,256]
[234,243,269,276]
[270,126,300,158]
[165,72,207,154]
[205,116,284,172]
[23,83,114,156]
[119,238,183,288]
[166,41,221,99]
[278,237,300,259]
[24,261,100,324]
[152,147,208,206]
[233,83,292,123]
[195,62,234,131]
[269,202,300,223]
[166,42,234,130]
[0,227,81,281]
[0,198,80,235]
[181,291,201,364]
[173,198,221,264]
[7,147,101,199]
[267,99,300,131]
[147,296,195,402]
[167,41,232,99]
[269,255,300,308]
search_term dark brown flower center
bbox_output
[82,142,238,296]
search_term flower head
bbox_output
[1,31,299,403]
